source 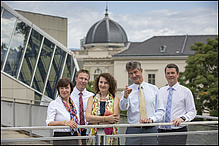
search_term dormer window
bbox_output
[160,45,166,52]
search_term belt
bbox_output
[134,126,154,129]
[158,126,187,132]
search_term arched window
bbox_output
[94,69,102,80]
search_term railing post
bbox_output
[96,128,105,145]
[13,98,15,127]
[29,100,32,137]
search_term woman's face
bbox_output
[59,84,71,99]
[98,76,110,93]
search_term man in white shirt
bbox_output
[70,69,94,144]
[119,61,165,145]
[158,63,196,145]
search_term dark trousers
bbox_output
[158,126,188,145]
[125,126,158,145]
[53,132,78,145]
[81,129,87,145]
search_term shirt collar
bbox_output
[133,81,146,89]
[167,82,179,91]
[73,86,87,95]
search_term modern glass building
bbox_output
[1,2,79,103]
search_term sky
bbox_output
[2,1,218,49]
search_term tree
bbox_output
[86,80,95,94]
[179,36,218,117]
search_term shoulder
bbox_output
[144,81,158,90]
[178,84,192,93]
[86,90,95,96]
[114,95,120,101]
[48,98,59,108]
[159,86,168,91]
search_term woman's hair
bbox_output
[94,73,117,95]
[56,78,74,95]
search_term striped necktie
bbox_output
[165,87,173,129]
[79,92,85,131]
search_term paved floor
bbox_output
[1,129,52,145]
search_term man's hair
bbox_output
[125,61,142,72]
[56,78,74,95]
[75,69,90,79]
[165,63,179,74]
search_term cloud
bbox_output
[114,7,218,42]
[3,1,218,49]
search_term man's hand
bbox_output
[140,117,153,123]
[124,85,132,99]
[171,118,184,127]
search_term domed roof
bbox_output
[85,10,128,44]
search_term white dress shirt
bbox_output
[46,96,80,132]
[158,82,197,130]
[119,81,165,124]
[70,87,94,125]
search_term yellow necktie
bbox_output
[139,85,147,119]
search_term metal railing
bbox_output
[1,121,218,145]
[1,96,218,145]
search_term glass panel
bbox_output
[1,9,16,70]
[44,46,66,99]
[18,29,43,85]
[34,92,42,105]
[4,19,31,77]
[62,54,75,80]
[32,38,55,93]
[72,69,77,86]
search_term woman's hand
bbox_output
[106,114,120,124]
[65,120,78,128]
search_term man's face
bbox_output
[75,72,89,91]
[128,68,143,85]
[165,68,179,86]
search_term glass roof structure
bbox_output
[1,2,79,102]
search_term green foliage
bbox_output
[86,80,95,94]
[120,110,127,116]
[179,36,218,117]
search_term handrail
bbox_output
[195,115,218,120]
[1,96,218,119]
[1,96,50,103]
[1,121,218,131]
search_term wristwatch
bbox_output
[180,116,186,121]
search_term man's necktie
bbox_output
[165,87,173,129]
[139,85,148,119]
[79,92,85,131]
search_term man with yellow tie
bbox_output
[119,61,165,145]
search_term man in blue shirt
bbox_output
[157,63,196,145]
[119,61,165,145]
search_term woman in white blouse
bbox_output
[46,78,82,145]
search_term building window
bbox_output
[160,45,166,52]
[94,69,102,80]
[148,74,155,85]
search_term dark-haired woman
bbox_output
[86,73,120,145]
[46,78,82,145]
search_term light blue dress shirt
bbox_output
[119,81,165,124]
[158,82,197,129]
